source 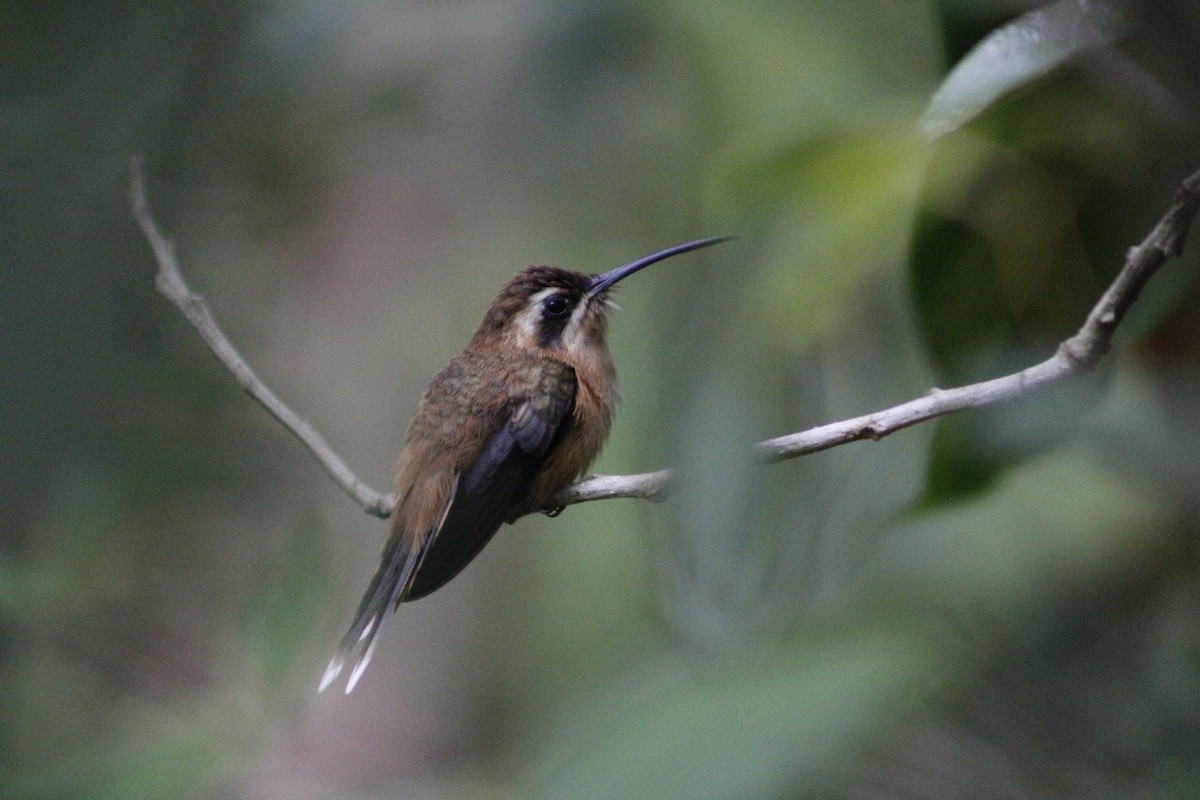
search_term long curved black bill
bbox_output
[587,236,733,295]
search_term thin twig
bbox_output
[130,158,394,518]
[754,166,1200,463]
[131,160,1200,519]
[548,469,675,508]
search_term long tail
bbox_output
[321,476,458,693]
[319,535,422,694]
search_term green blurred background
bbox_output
[5,1,1200,798]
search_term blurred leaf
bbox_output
[527,633,938,800]
[909,140,1120,504]
[708,130,931,349]
[872,447,1168,619]
[909,210,1012,381]
[921,0,1131,138]
[919,366,1109,507]
[678,1,939,149]
[922,413,1005,500]
[908,204,1021,502]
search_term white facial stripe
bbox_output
[559,297,592,353]
[510,286,603,353]
[512,287,558,343]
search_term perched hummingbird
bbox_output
[320,236,730,693]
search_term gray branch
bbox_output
[754,166,1200,462]
[131,159,1200,520]
[130,158,393,519]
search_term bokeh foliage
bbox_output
[3,2,1200,798]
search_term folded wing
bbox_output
[319,360,576,693]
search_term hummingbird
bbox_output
[319,236,731,693]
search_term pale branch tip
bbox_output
[132,160,1200,520]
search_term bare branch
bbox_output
[544,469,674,511]
[755,166,1200,463]
[130,158,394,519]
[132,160,1200,521]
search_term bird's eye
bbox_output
[542,294,571,318]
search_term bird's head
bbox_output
[470,237,731,358]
